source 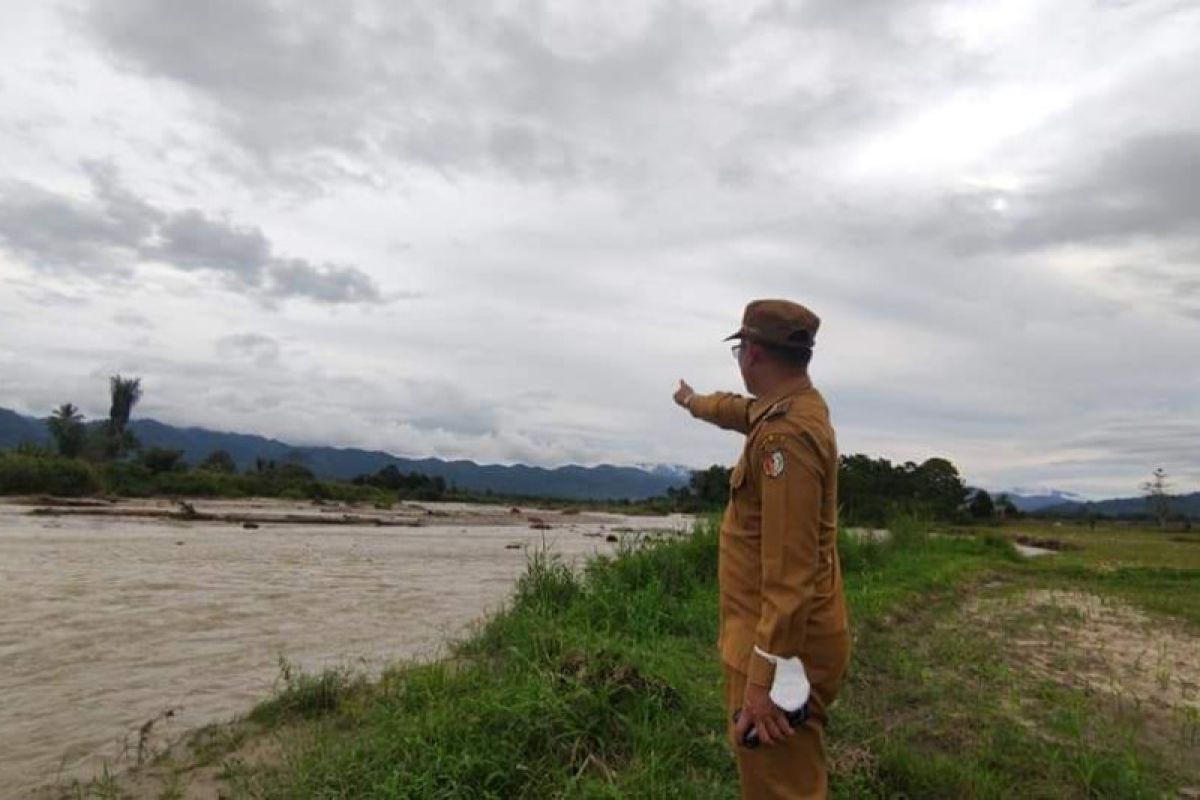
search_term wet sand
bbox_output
[0,498,689,797]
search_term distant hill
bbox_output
[1001,489,1090,513]
[1039,492,1200,518]
[0,408,49,449]
[0,408,690,501]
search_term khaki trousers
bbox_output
[723,632,850,800]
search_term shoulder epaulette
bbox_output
[764,399,791,420]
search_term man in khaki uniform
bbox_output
[673,299,850,800]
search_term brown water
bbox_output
[0,500,688,797]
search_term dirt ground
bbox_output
[977,589,1199,713]
[967,587,1200,779]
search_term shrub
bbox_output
[888,511,931,550]
[140,447,187,474]
[198,449,237,474]
[0,452,100,496]
[249,658,360,725]
[98,462,156,496]
[838,528,888,573]
[514,546,582,614]
[153,471,248,497]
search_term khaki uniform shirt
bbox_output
[690,375,848,688]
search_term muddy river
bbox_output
[0,498,689,797]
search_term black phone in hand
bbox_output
[732,705,809,749]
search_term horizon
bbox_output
[1,2,1197,498]
[1,403,1168,503]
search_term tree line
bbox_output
[659,455,1001,524]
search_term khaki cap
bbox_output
[724,298,820,348]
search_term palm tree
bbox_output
[105,375,142,458]
[108,375,142,434]
[47,403,85,458]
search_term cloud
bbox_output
[215,333,280,366]
[87,0,929,187]
[150,210,271,282]
[0,165,383,304]
[930,131,1200,255]
[112,310,153,328]
[266,259,383,305]
[0,179,139,276]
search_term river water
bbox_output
[0,500,689,797]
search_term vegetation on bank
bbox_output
[0,447,389,504]
[2,431,986,523]
[83,515,1199,799]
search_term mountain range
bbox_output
[1000,490,1090,513]
[0,407,688,501]
[999,487,1200,517]
[4,407,1195,514]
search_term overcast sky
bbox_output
[1,0,1197,498]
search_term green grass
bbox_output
[87,517,1198,798]
[833,579,1191,799]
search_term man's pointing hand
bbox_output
[673,380,695,409]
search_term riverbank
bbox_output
[42,518,1200,798]
[0,451,700,517]
[3,495,639,529]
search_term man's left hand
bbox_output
[733,682,795,748]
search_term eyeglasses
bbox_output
[731,343,744,360]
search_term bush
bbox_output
[153,471,250,497]
[97,462,156,496]
[0,452,100,496]
[514,546,582,614]
[250,658,360,725]
[139,447,187,474]
[198,449,237,474]
[888,511,931,550]
[838,528,888,573]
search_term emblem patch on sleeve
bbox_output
[764,450,786,478]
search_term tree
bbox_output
[1141,467,1172,528]
[689,465,732,507]
[837,454,970,525]
[968,488,995,520]
[46,403,85,458]
[995,493,1019,521]
[912,458,968,520]
[198,449,237,474]
[352,464,448,500]
[105,374,143,459]
[108,375,142,433]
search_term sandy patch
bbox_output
[970,589,1199,721]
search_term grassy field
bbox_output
[63,518,1199,799]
